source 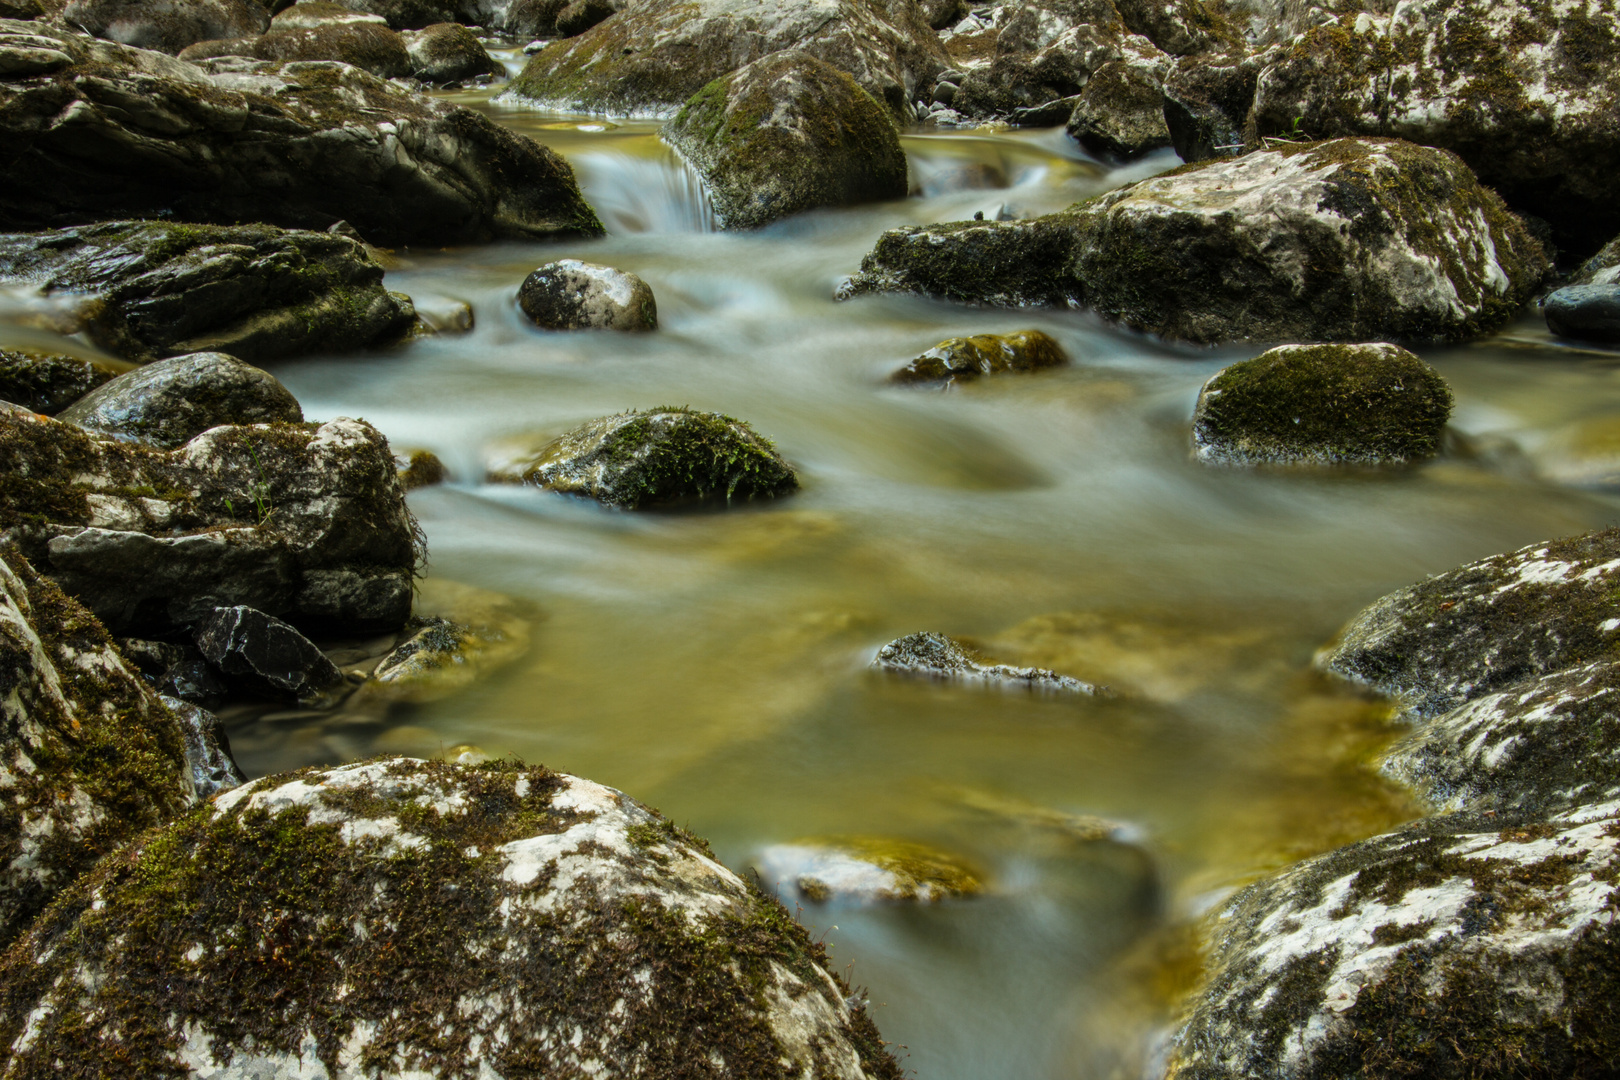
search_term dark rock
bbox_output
[518,260,657,331]
[159,694,244,798]
[400,20,499,82]
[0,347,121,414]
[921,0,966,30]
[932,78,957,104]
[1317,528,1620,719]
[0,221,415,363]
[58,351,303,448]
[358,579,532,703]
[1065,59,1171,158]
[271,1,390,28]
[663,51,908,230]
[1568,233,1620,287]
[554,0,614,34]
[0,758,905,1078]
[0,412,420,637]
[115,635,187,678]
[487,408,798,509]
[1161,54,1255,162]
[0,0,41,18]
[498,0,569,36]
[872,631,1103,693]
[1544,284,1620,344]
[0,544,196,949]
[836,213,1085,308]
[890,328,1068,385]
[324,0,469,29]
[1191,343,1453,467]
[179,23,414,79]
[160,656,231,708]
[0,21,602,245]
[1010,95,1083,127]
[196,604,346,704]
[56,0,269,55]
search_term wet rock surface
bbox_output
[518,259,657,332]
[0,757,904,1079]
[662,51,908,230]
[357,579,533,705]
[890,328,1068,385]
[400,20,499,82]
[758,836,985,903]
[58,351,303,448]
[178,22,414,79]
[0,221,415,363]
[1543,284,1620,344]
[56,0,269,55]
[0,347,121,414]
[196,604,347,705]
[159,694,244,798]
[1191,343,1453,467]
[873,631,1104,694]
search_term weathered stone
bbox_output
[1191,343,1453,467]
[517,260,657,331]
[272,1,391,29]
[488,408,798,509]
[0,221,415,363]
[1166,801,1620,1080]
[196,604,347,704]
[0,21,603,245]
[0,544,195,949]
[757,836,984,903]
[159,694,244,798]
[0,347,121,415]
[1065,59,1172,158]
[1316,528,1620,719]
[554,0,615,34]
[872,631,1104,694]
[0,412,419,637]
[58,351,303,448]
[950,0,1137,122]
[56,0,269,55]
[841,138,1548,345]
[1114,0,1237,56]
[1543,284,1620,344]
[890,328,1068,385]
[1161,55,1255,162]
[0,758,905,1079]
[663,51,908,230]
[179,23,414,79]
[400,20,499,82]
[359,579,532,704]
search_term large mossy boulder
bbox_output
[504,0,947,117]
[0,221,415,363]
[1191,343,1452,467]
[0,347,122,415]
[178,22,414,79]
[55,0,269,54]
[663,51,907,230]
[400,21,499,82]
[488,408,799,510]
[0,412,419,636]
[0,544,197,950]
[58,351,303,448]
[1064,58,1173,158]
[0,20,602,244]
[1166,802,1620,1080]
[0,757,905,1078]
[841,138,1548,344]
[1317,528,1620,719]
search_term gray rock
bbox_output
[487,408,798,509]
[179,22,414,79]
[1166,801,1620,1080]
[400,20,499,82]
[0,758,905,1079]
[1316,528,1620,719]
[0,221,415,363]
[0,347,121,415]
[1191,343,1453,467]
[1065,59,1171,159]
[0,544,196,950]
[872,631,1103,694]
[0,21,602,245]
[890,328,1068,385]
[196,604,346,704]
[842,138,1548,345]
[56,0,269,55]
[159,694,245,798]
[663,51,908,230]
[1544,284,1620,344]
[58,351,303,448]
[0,412,419,637]
[518,260,657,331]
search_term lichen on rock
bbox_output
[518,259,657,331]
[1065,59,1173,158]
[178,22,415,79]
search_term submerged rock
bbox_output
[0,412,419,637]
[662,51,908,230]
[400,21,500,83]
[1191,343,1453,467]
[1065,60,1172,159]
[757,836,984,903]
[890,328,1068,386]
[196,604,347,705]
[0,221,414,363]
[56,0,269,54]
[518,260,657,332]
[0,545,196,949]
[842,138,1548,345]
[179,22,414,79]
[1543,284,1620,344]
[488,408,799,510]
[0,347,121,415]
[58,351,303,448]
[0,758,905,1079]
[360,579,533,704]
[1167,802,1620,1080]
[1317,528,1620,718]
[873,631,1104,694]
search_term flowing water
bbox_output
[11,60,1620,1079]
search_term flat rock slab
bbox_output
[58,351,303,447]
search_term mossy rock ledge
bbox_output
[663,51,908,230]
[0,757,905,1079]
[0,21,602,244]
[1191,343,1453,467]
[840,138,1548,345]
[54,0,268,54]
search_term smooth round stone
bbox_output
[57,351,302,448]
[1544,283,1620,343]
[517,259,657,332]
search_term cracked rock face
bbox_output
[0,757,904,1079]
[1166,801,1620,1080]
[0,20,603,244]
[58,351,303,448]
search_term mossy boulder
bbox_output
[0,221,414,363]
[890,328,1068,385]
[1543,284,1620,344]
[0,757,905,1078]
[872,631,1104,694]
[0,544,197,950]
[1316,528,1620,719]
[487,408,799,510]
[662,52,907,230]
[518,259,657,332]
[0,347,123,414]
[58,351,303,448]
[0,412,419,636]
[0,21,602,244]
[757,836,984,903]
[179,23,414,79]
[400,20,499,82]
[1065,59,1172,158]
[55,0,269,55]
[398,447,449,489]
[504,0,948,118]
[842,138,1549,345]
[1166,802,1620,1080]
[1191,343,1453,467]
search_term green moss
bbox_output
[891,329,1070,385]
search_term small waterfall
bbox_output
[570,145,718,235]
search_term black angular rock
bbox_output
[196,605,346,704]
[159,694,244,798]
[160,657,231,709]
[58,351,303,448]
